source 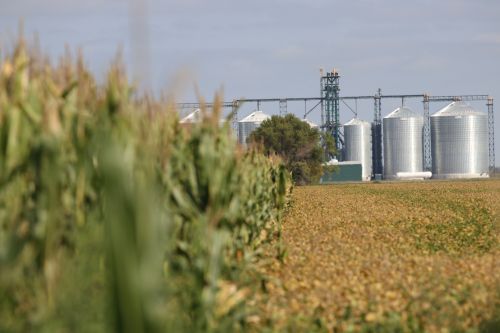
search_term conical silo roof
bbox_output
[239,110,271,123]
[179,108,201,123]
[344,117,370,126]
[432,101,485,117]
[384,106,421,119]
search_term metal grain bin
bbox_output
[383,107,424,179]
[431,102,489,179]
[238,110,271,145]
[344,118,372,181]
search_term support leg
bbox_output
[488,97,495,175]
[423,95,431,171]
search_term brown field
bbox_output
[253,179,500,332]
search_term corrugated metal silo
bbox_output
[431,102,489,179]
[383,107,424,179]
[343,118,372,181]
[238,110,271,145]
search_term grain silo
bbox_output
[431,102,489,179]
[179,108,201,124]
[238,110,271,145]
[383,107,424,179]
[343,118,372,181]
[180,108,229,129]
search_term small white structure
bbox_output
[395,171,432,180]
[238,110,271,145]
[302,118,319,129]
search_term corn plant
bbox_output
[0,39,291,333]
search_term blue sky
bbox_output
[1,0,500,161]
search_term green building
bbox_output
[321,161,363,183]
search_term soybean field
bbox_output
[253,180,500,332]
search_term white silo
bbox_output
[238,110,271,145]
[383,107,424,179]
[431,102,489,179]
[343,118,372,181]
[179,108,201,124]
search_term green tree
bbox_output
[249,114,334,185]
